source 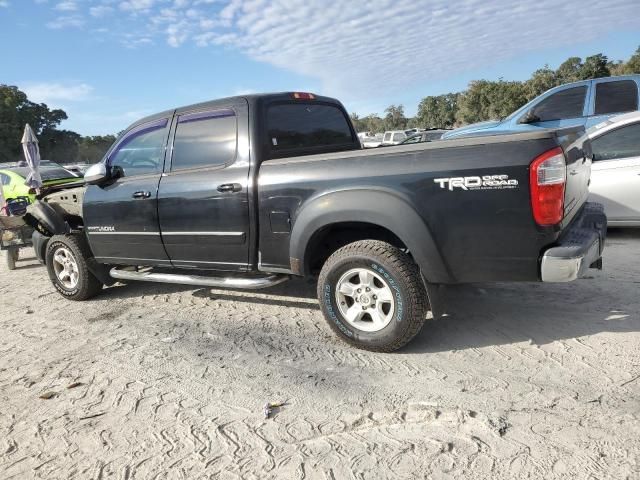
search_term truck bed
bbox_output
[257,126,591,283]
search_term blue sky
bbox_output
[1,0,639,136]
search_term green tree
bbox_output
[456,80,528,124]
[40,128,81,163]
[363,114,384,133]
[0,84,68,162]
[556,57,583,83]
[622,46,640,74]
[416,93,459,128]
[77,135,116,163]
[525,66,559,100]
[383,104,407,130]
[579,54,610,79]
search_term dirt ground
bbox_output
[0,229,639,480]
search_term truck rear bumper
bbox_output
[540,202,607,282]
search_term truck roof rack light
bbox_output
[291,92,315,100]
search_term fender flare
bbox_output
[23,200,68,236]
[289,189,454,283]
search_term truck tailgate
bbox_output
[555,127,592,226]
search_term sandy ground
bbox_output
[0,229,639,480]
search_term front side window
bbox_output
[527,86,587,122]
[109,119,168,177]
[383,133,392,142]
[267,103,353,152]
[592,122,640,161]
[594,80,638,115]
[171,110,237,171]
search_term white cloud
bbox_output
[46,14,84,29]
[41,0,640,98]
[120,0,155,11]
[21,83,94,105]
[207,0,640,96]
[54,0,77,11]
[90,5,114,17]
[0,0,9,7]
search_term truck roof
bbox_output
[127,92,345,131]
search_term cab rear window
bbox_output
[266,103,353,152]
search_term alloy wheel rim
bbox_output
[335,267,395,332]
[52,247,79,289]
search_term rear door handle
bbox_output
[217,183,242,193]
[132,191,151,199]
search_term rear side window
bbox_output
[267,103,353,152]
[528,86,587,122]
[171,110,237,171]
[594,81,638,115]
[425,132,444,141]
[591,122,640,161]
[392,133,405,142]
[383,133,392,142]
[1,173,10,185]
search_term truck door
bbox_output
[157,102,251,271]
[590,121,640,224]
[84,118,172,265]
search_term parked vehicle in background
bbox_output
[25,92,606,352]
[63,163,92,176]
[587,111,640,226]
[381,130,407,145]
[443,75,640,139]
[358,132,383,148]
[0,164,78,202]
[400,129,448,144]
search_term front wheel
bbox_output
[46,234,103,301]
[317,240,429,352]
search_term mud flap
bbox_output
[86,257,116,286]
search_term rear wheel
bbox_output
[317,240,429,352]
[46,234,103,300]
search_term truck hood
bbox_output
[442,120,503,139]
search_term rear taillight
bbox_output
[530,147,566,226]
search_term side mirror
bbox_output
[519,109,540,124]
[83,163,109,185]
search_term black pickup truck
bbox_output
[26,92,607,352]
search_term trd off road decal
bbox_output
[434,175,519,191]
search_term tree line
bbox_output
[1,47,639,164]
[0,84,115,165]
[351,46,640,133]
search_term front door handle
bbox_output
[217,183,242,193]
[132,191,151,199]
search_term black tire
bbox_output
[317,240,429,352]
[5,247,19,271]
[46,234,103,301]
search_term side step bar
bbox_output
[110,268,289,290]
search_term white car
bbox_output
[381,130,407,146]
[588,111,640,226]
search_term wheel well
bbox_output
[305,222,407,275]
